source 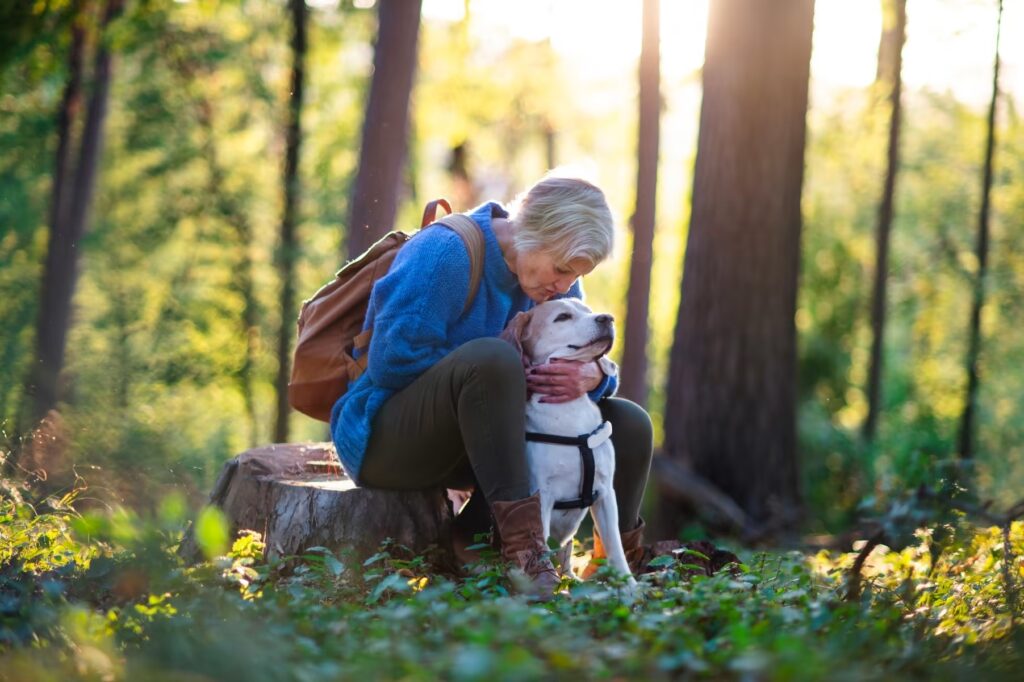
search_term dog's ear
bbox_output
[500,310,533,367]
[597,356,618,378]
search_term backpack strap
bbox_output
[435,213,486,316]
[421,198,453,227]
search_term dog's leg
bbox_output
[589,494,637,584]
[539,500,554,560]
[554,542,577,580]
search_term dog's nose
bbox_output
[596,314,614,326]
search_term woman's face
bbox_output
[514,249,596,303]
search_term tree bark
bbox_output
[179,443,453,563]
[274,0,308,444]
[662,0,814,527]
[958,0,1003,461]
[863,0,907,443]
[875,0,901,88]
[543,121,556,171]
[619,0,661,407]
[346,0,423,259]
[27,0,121,427]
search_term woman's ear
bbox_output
[500,311,533,368]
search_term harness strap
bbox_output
[525,422,612,510]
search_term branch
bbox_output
[652,456,750,533]
[845,529,885,602]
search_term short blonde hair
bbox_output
[509,174,614,267]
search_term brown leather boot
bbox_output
[449,490,494,575]
[582,518,647,579]
[491,492,561,599]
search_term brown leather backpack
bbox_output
[287,199,485,422]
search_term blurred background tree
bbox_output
[273,0,308,444]
[618,0,660,408]
[661,0,814,533]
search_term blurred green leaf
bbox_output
[194,506,229,560]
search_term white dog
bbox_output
[501,299,635,584]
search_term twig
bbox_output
[652,456,750,533]
[845,530,885,602]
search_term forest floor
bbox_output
[2,484,1023,681]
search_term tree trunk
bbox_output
[863,0,907,443]
[346,0,423,259]
[274,0,308,444]
[619,0,661,407]
[543,121,556,171]
[447,142,477,209]
[179,443,453,563]
[27,0,121,427]
[958,0,1003,461]
[662,0,814,527]
[875,0,902,87]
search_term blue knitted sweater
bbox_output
[329,201,618,483]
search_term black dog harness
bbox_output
[525,421,613,509]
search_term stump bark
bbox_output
[179,442,454,563]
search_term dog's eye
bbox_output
[554,313,573,322]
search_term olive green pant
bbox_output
[359,337,653,533]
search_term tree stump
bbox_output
[179,442,454,563]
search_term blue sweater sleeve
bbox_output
[364,229,471,391]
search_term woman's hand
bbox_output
[527,359,603,404]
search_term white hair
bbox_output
[508,173,614,267]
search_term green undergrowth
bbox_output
[1,485,1022,681]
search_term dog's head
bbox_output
[500,299,616,373]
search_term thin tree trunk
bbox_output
[109,252,131,411]
[863,0,906,443]
[27,0,123,427]
[543,121,556,171]
[958,0,1003,461]
[662,0,814,527]
[274,0,308,443]
[875,0,900,87]
[346,0,423,259]
[619,0,660,407]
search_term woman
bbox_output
[330,174,653,597]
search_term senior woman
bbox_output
[330,174,653,597]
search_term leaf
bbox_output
[194,506,229,560]
[678,548,710,562]
[324,554,345,577]
[647,555,676,569]
[367,572,408,604]
[363,551,389,567]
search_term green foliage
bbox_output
[191,505,228,560]
[1,485,1023,680]
[1,0,379,501]
[799,85,1024,529]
